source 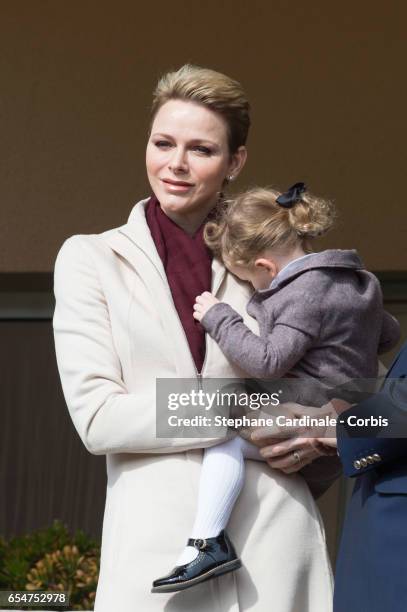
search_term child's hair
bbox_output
[204,186,336,267]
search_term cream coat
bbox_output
[53,199,333,612]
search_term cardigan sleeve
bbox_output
[200,299,321,379]
[53,235,232,455]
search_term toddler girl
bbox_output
[152,182,400,593]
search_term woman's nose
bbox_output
[168,147,188,173]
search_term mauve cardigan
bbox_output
[201,249,400,382]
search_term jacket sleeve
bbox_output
[336,378,407,477]
[200,298,320,379]
[378,311,401,354]
[53,235,232,456]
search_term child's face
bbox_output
[227,260,276,291]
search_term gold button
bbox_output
[360,458,368,467]
[372,453,382,463]
[367,455,375,464]
[353,460,361,470]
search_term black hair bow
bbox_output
[276,182,307,208]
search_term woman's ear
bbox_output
[228,146,247,179]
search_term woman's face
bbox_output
[146,99,246,233]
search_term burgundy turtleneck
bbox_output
[145,195,213,373]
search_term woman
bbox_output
[53,65,334,612]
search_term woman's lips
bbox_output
[161,178,194,192]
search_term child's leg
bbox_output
[175,436,264,565]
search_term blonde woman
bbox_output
[54,65,336,611]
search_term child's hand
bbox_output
[193,291,220,322]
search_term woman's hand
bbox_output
[193,291,220,322]
[250,400,343,474]
[251,431,328,474]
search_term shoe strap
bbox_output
[187,538,208,551]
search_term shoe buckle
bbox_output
[193,538,207,550]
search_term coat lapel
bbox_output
[115,198,168,285]
[102,199,227,378]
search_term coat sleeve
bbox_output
[336,377,407,477]
[378,311,401,354]
[200,300,320,379]
[53,235,232,455]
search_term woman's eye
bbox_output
[154,140,171,148]
[193,146,212,155]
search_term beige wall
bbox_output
[1,2,406,272]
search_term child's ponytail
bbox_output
[204,184,337,267]
[287,187,336,238]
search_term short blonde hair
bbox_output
[151,64,250,153]
[204,186,337,267]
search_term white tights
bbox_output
[176,436,265,566]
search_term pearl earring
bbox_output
[228,175,234,182]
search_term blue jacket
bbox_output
[334,341,407,612]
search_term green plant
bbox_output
[26,544,98,610]
[0,521,100,610]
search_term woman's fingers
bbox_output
[251,403,317,441]
[251,409,336,475]
[260,436,327,474]
[250,434,286,449]
[259,435,314,458]
[251,425,290,443]
[315,437,338,453]
[274,453,317,474]
[265,446,321,473]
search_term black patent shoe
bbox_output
[151,530,241,593]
